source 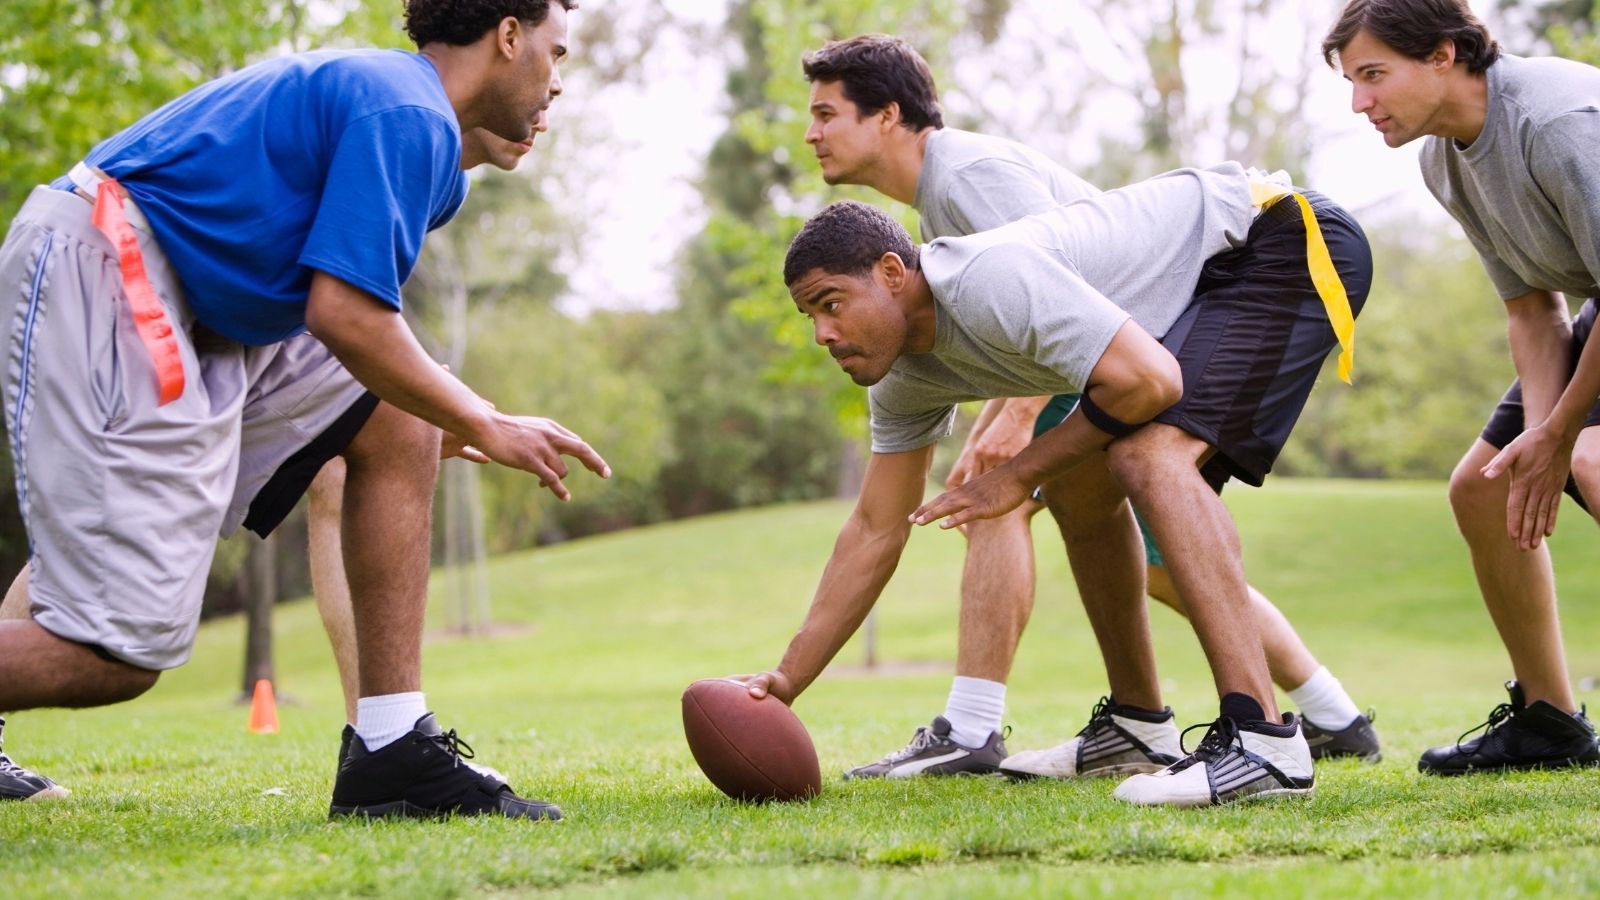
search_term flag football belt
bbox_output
[1247,172,1356,385]
[68,162,185,405]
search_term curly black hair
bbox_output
[405,0,578,48]
[784,200,919,287]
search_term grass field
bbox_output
[3,479,1599,898]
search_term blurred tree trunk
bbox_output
[240,531,277,696]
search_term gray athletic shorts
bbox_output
[0,186,369,670]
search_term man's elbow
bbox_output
[1121,354,1183,421]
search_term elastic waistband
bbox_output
[67,162,151,233]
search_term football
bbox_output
[681,678,822,803]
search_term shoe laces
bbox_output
[418,728,477,767]
[0,752,35,779]
[1455,702,1517,755]
[1077,696,1115,738]
[885,726,938,763]
[1180,716,1245,762]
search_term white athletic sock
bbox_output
[1287,666,1361,730]
[943,676,1006,748]
[354,692,427,751]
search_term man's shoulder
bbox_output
[1495,55,1600,128]
[271,49,449,117]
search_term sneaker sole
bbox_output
[1218,785,1314,806]
[1312,749,1382,764]
[7,785,71,801]
[1418,755,1600,776]
[1001,760,1168,781]
[328,800,562,821]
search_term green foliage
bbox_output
[3,483,1600,895]
[1277,223,1515,479]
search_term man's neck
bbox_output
[872,127,937,206]
[1436,65,1491,146]
[420,43,489,133]
[902,268,938,353]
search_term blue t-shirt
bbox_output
[53,49,468,345]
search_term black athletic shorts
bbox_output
[1153,190,1373,490]
[241,391,380,537]
[1480,297,1600,512]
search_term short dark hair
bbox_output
[1322,0,1500,74]
[784,201,919,287]
[405,0,577,48]
[801,35,944,131]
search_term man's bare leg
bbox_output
[0,565,160,710]
[1449,439,1575,712]
[339,402,438,703]
[954,506,1036,683]
[1108,424,1277,719]
[308,459,361,724]
[1040,454,1161,711]
[1146,567,1317,691]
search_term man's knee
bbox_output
[1448,443,1503,523]
[101,662,161,705]
[1106,425,1199,501]
[1569,431,1600,508]
[344,401,439,472]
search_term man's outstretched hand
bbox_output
[729,669,797,706]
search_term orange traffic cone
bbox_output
[248,678,279,734]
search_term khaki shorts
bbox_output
[0,186,368,670]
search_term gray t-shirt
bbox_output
[915,128,1101,241]
[869,163,1256,453]
[1421,53,1600,300]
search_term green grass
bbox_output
[3,479,1600,898]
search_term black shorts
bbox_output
[240,391,380,537]
[1153,191,1373,490]
[1480,298,1600,512]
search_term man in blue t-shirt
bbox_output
[0,0,603,822]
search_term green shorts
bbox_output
[1032,394,1164,567]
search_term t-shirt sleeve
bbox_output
[1530,110,1600,295]
[958,244,1132,389]
[299,106,466,309]
[868,379,957,454]
[939,159,1065,234]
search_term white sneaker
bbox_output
[1113,714,1314,807]
[1000,697,1181,780]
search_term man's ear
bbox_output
[879,250,907,289]
[1430,38,1457,72]
[496,16,522,60]
[878,101,903,132]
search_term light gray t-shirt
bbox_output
[915,128,1101,241]
[1421,54,1600,300]
[869,163,1256,453]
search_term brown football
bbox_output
[681,678,822,803]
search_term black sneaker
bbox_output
[0,717,69,801]
[843,716,1008,779]
[1303,709,1382,763]
[330,713,561,820]
[1418,682,1600,776]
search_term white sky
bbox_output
[553,0,1472,314]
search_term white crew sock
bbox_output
[943,676,1007,748]
[354,692,427,751]
[1287,666,1361,730]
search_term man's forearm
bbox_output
[1507,293,1573,425]
[1540,327,1600,440]
[776,515,911,697]
[306,272,493,441]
